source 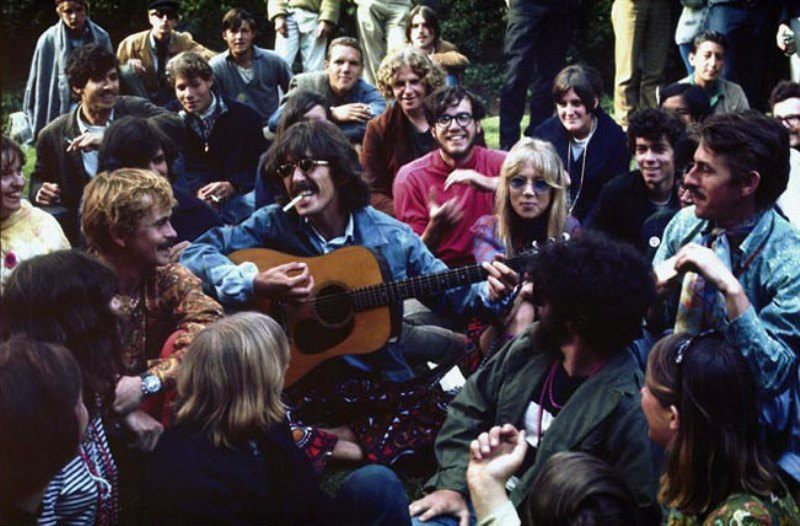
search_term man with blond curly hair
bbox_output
[361,47,446,216]
[81,168,223,448]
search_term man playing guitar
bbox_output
[181,119,517,461]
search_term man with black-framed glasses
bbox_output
[117,0,215,106]
[394,86,506,267]
[770,80,800,227]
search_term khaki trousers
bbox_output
[612,0,672,126]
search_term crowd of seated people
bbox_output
[6,2,800,526]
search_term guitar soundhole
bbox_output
[293,284,354,356]
[313,283,354,328]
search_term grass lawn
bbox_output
[480,114,529,150]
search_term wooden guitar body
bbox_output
[229,246,399,387]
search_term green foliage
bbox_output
[1,0,619,118]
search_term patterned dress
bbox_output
[666,491,800,525]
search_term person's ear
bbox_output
[323,59,330,72]
[668,405,680,432]
[475,119,483,135]
[109,228,127,249]
[689,52,696,67]
[592,97,599,111]
[740,170,761,199]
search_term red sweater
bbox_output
[393,147,506,267]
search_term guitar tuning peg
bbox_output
[530,240,539,249]
[562,232,571,241]
[547,236,555,244]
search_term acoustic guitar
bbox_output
[229,245,537,386]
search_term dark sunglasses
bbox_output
[276,159,330,179]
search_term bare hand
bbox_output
[673,243,739,294]
[428,187,463,228]
[482,260,518,302]
[126,58,147,75]
[316,20,334,39]
[197,181,236,205]
[331,103,372,123]
[123,410,164,452]
[169,240,191,263]
[777,24,797,54]
[66,132,103,153]
[253,262,315,303]
[35,182,62,205]
[467,424,527,524]
[467,424,527,482]
[113,375,144,415]
[444,169,497,192]
[274,15,287,36]
[409,489,469,526]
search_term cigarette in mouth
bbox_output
[282,191,311,212]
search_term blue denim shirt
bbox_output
[180,205,486,380]
[654,206,800,481]
[654,206,800,395]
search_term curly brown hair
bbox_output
[375,47,445,101]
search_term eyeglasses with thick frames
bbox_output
[435,112,474,128]
[777,114,800,127]
[276,159,330,179]
[508,176,551,194]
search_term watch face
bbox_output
[143,375,162,394]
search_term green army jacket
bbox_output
[426,328,658,510]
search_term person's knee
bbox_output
[344,465,404,497]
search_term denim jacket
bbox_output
[180,205,485,380]
[654,206,800,395]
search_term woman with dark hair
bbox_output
[2,250,122,526]
[405,5,469,85]
[531,64,630,224]
[0,336,85,526]
[142,312,411,526]
[658,83,712,125]
[1,135,69,294]
[466,427,642,526]
[642,332,800,524]
[254,89,333,209]
[362,47,446,215]
[98,116,222,243]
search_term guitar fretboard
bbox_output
[350,253,530,312]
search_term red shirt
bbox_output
[393,146,506,267]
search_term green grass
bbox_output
[21,144,35,195]
[480,114,529,150]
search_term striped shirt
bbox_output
[38,416,118,526]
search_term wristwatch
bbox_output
[140,373,162,396]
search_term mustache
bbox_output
[290,180,318,197]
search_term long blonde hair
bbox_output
[495,138,569,255]
[175,312,290,448]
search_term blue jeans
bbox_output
[338,465,411,526]
[678,42,693,76]
[706,4,775,110]
[410,499,476,526]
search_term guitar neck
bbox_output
[351,253,530,312]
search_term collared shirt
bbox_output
[653,206,800,395]
[307,214,355,254]
[76,106,114,178]
[680,73,749,114]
